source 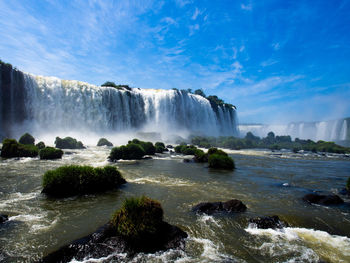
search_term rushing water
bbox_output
[0,65,238,140]
[0,146,350,263]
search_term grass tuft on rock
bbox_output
[1,138,38,158]
[111,196,163,241]
[19,133,35,145]
[42,165,126,197]
[39,147,63,160]
[55,137,85,149]
[208,153,235,170]
[97,138,113,147]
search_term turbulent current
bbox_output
[0,64,238,140]
[0,147,349,262]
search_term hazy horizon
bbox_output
[1,0,349,124]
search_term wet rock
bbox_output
[339,188,350,196]
[249,215,288,229]
[142,156,153,160]
[166,145,173,149]
[183,158,194,163]
[192,199,247,215]
[302,193,344,205]
[0,214,8,224]
[41,222,187,263]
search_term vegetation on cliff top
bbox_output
[191,132,350,154]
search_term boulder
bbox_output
[41,197,187,262]
[302,193,344,205]
[192,199,247,215]
[0,214,8,224]
[249,215,288,229]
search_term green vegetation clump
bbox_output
[19,133,35,145]
[97,138,113,147]
[111,196,163,241]
[193,149,208,163]
[175,145,198,155]
[55,137,85,149]
[155,142,166,153]
[208,154,235,170]
[108,139,162,161]
[42,165,126,197]
[36,141,46,149]
[109,143,146,160]
[39,147,63,160]
[1,139,39,158]
[101,82,131,90]
[190,133,350,154]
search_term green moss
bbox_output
[1,139,39,158]
[39,147,63,160]
[207,147,228,156]
[55,137,85,149]
[36,141,46,149]
[42,165,126,197]
[109,143,146,160]
[193,149,208,163]
[97,138,113,147]
[154,142,166,153]
[111,196,163,241]
[208,154,235,170]
[19,133,35,145]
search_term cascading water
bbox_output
[239,118,350,142]
[0,64,238,140]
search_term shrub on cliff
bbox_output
[55,136,85,149]
[97,138,113,147]
[109,143,146,161]
[208,153,235,170]
[111,196,163,242]
[1,139,39,158]
[19,133,35,145]
[39,147,63,160]
[36,141,46,149]
[42,165,126,197]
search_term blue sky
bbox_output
[0,0,350,124]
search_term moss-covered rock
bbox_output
[109,143,146,161]
[1,138,39,158]
[207,147,228,156]
[19,133,35,145]
[36,141,46,149]
[208,153,235,170]
[55,137,85,149]
[128,139,155,155]
[111,196,163,242]
[42,165,126,197]
[193,149,208,163]
[39,147,63,160]
[154,142,166,153]
[97,138,113,147]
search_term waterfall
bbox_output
[239,118,350,142]
[0,66,238,140]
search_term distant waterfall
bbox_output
[0,64,238,139]
[239,118,350,142]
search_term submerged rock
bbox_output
[183,158,194,163]
[302,193,344,205]
[249,215,288,229]
[0,214,8,224]
[192,199,247,215]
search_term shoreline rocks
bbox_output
[192,199,247,215]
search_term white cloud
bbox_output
[241,3,252,11]
[272,42,281,50]
[192,7,201,20]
